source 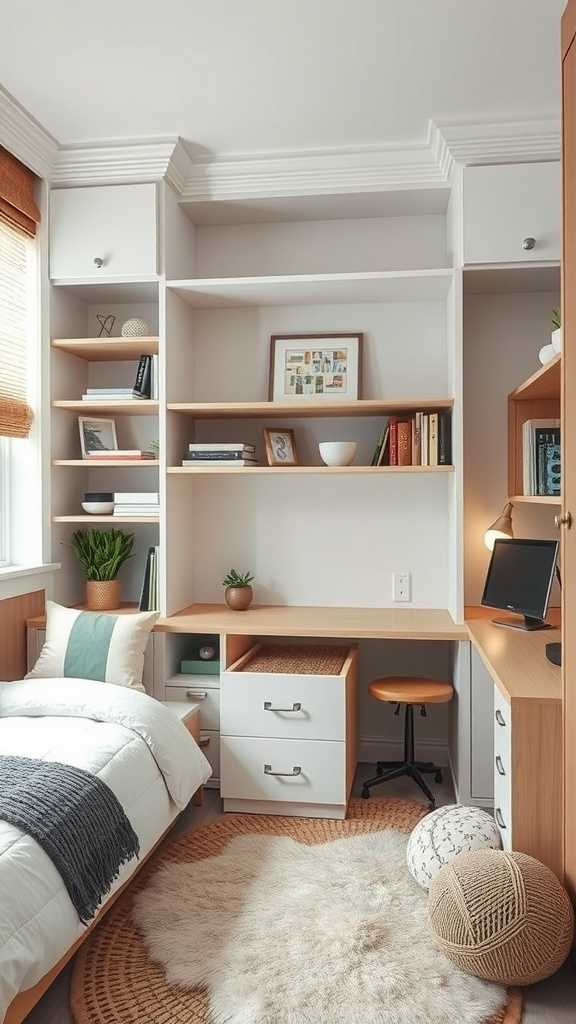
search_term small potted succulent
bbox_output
[72,528,134,611]
[222,568,254,611]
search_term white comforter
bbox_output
[0,678,212,1019]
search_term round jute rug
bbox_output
[70,797,522,1024]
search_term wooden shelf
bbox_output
[53,459,160,468]
[168,465,454,476]
[510,495,561,505]
[53,515,159,525]
[52,337,158,361]
[167,269,454,308]
[168,398,454,419]
[510,354,561,401]
[155,603,467,640]
[53,400,159,415]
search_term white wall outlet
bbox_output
[393,572,411,602]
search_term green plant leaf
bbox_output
[71,529,134,581]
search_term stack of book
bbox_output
[86,449,156,462]
[182,443,258,467]
[139,546,159,611]
[81,354,158,401]
[113,492,160,517]
[522,419,561,496]
[371,412,452,467]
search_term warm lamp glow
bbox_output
[484,503,514,551]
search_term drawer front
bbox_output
[164,685,220,730]
[221,671,345,741]
[167,672,220,690]
[463,162,560,264]
[200,730,220,787]
[493,686,512,764]
[220,735,346,806]
[50,183,157,280]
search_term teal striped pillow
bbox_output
[27,602,159,690]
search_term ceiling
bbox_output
[0,0,565,157]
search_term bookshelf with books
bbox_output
[508,356,562,504]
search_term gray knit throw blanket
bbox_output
[0,755,140,924]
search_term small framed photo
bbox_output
[264,428,298,467]
[78,417,118,458]
[269,333,363,403]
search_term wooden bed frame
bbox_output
[4,712,204,1024]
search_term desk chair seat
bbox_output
[362,676,453,809]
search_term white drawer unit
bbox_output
[50,183,158,280]
[221,643,358,819]
[165,681,220,731]
[463,162,561,264]
[492,685,512,850]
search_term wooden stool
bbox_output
[361,677,454,809]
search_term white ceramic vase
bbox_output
[551,328,562,354]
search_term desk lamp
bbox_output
[484,503,513,551]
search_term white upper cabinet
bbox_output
[463,162,561,264]
[50,183,158,280]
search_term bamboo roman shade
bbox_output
[0,218,34,437]
[0,147,40,237]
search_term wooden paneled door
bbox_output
[562,1,576,900]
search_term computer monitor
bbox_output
[481,538,559,630]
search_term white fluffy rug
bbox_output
[134,829,506,1024]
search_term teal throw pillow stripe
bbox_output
[63,611,118,681]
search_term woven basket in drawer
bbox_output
[237,645,349,675]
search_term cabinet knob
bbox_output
[521,237,536,251]
[555,511,572,529]
[93,257,105,269]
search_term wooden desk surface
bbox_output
[466,616,561,704]
[155,603,468,640]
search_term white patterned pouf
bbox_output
[406,804,502,891]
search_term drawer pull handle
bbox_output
[264,764,302,777]
[263,701,302,713]
[495,709,506,727]
[198,736,210,749]
[495,807,507,829]
[495,755,506,776]
[186,690,207,700]
[522,236,536,251]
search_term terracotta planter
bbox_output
[85,579,121,611]
[225,585,253,611]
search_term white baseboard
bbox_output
[358,735,449,768]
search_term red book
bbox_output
[389,417,398,466]
[397,420,412,466]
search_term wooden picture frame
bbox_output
[269,333,363,402]
[264,428,298,466]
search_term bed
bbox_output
[0,677,212,1023]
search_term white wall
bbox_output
[464,290,560,604]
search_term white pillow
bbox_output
[27,601,159,691]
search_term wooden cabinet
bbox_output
[562,1,576,900]
[50,184,157,280]
[463,162,561,265]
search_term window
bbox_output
[0,151,38,567]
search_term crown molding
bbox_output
[434,116,561,166]
[50,137,193,188]
[0,85,58,179]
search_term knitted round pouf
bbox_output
[406,804,501,891]
[428,848,574,985]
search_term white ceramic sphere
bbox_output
[319,441,357,467]
[81,501,114,515]
[539,343,556,366]
[406,804,502,891]
[199,645,217,660]
[121,317,150,338]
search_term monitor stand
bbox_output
[492,614,552,631]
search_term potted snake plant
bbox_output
[222,568,254,611]
[72,529,134,610]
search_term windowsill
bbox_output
[0,562,60,582]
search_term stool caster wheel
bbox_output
[361,786,370,799]
[434,770,442,784]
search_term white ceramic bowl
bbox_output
[81,501,114,515]
[319,442,357,467]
